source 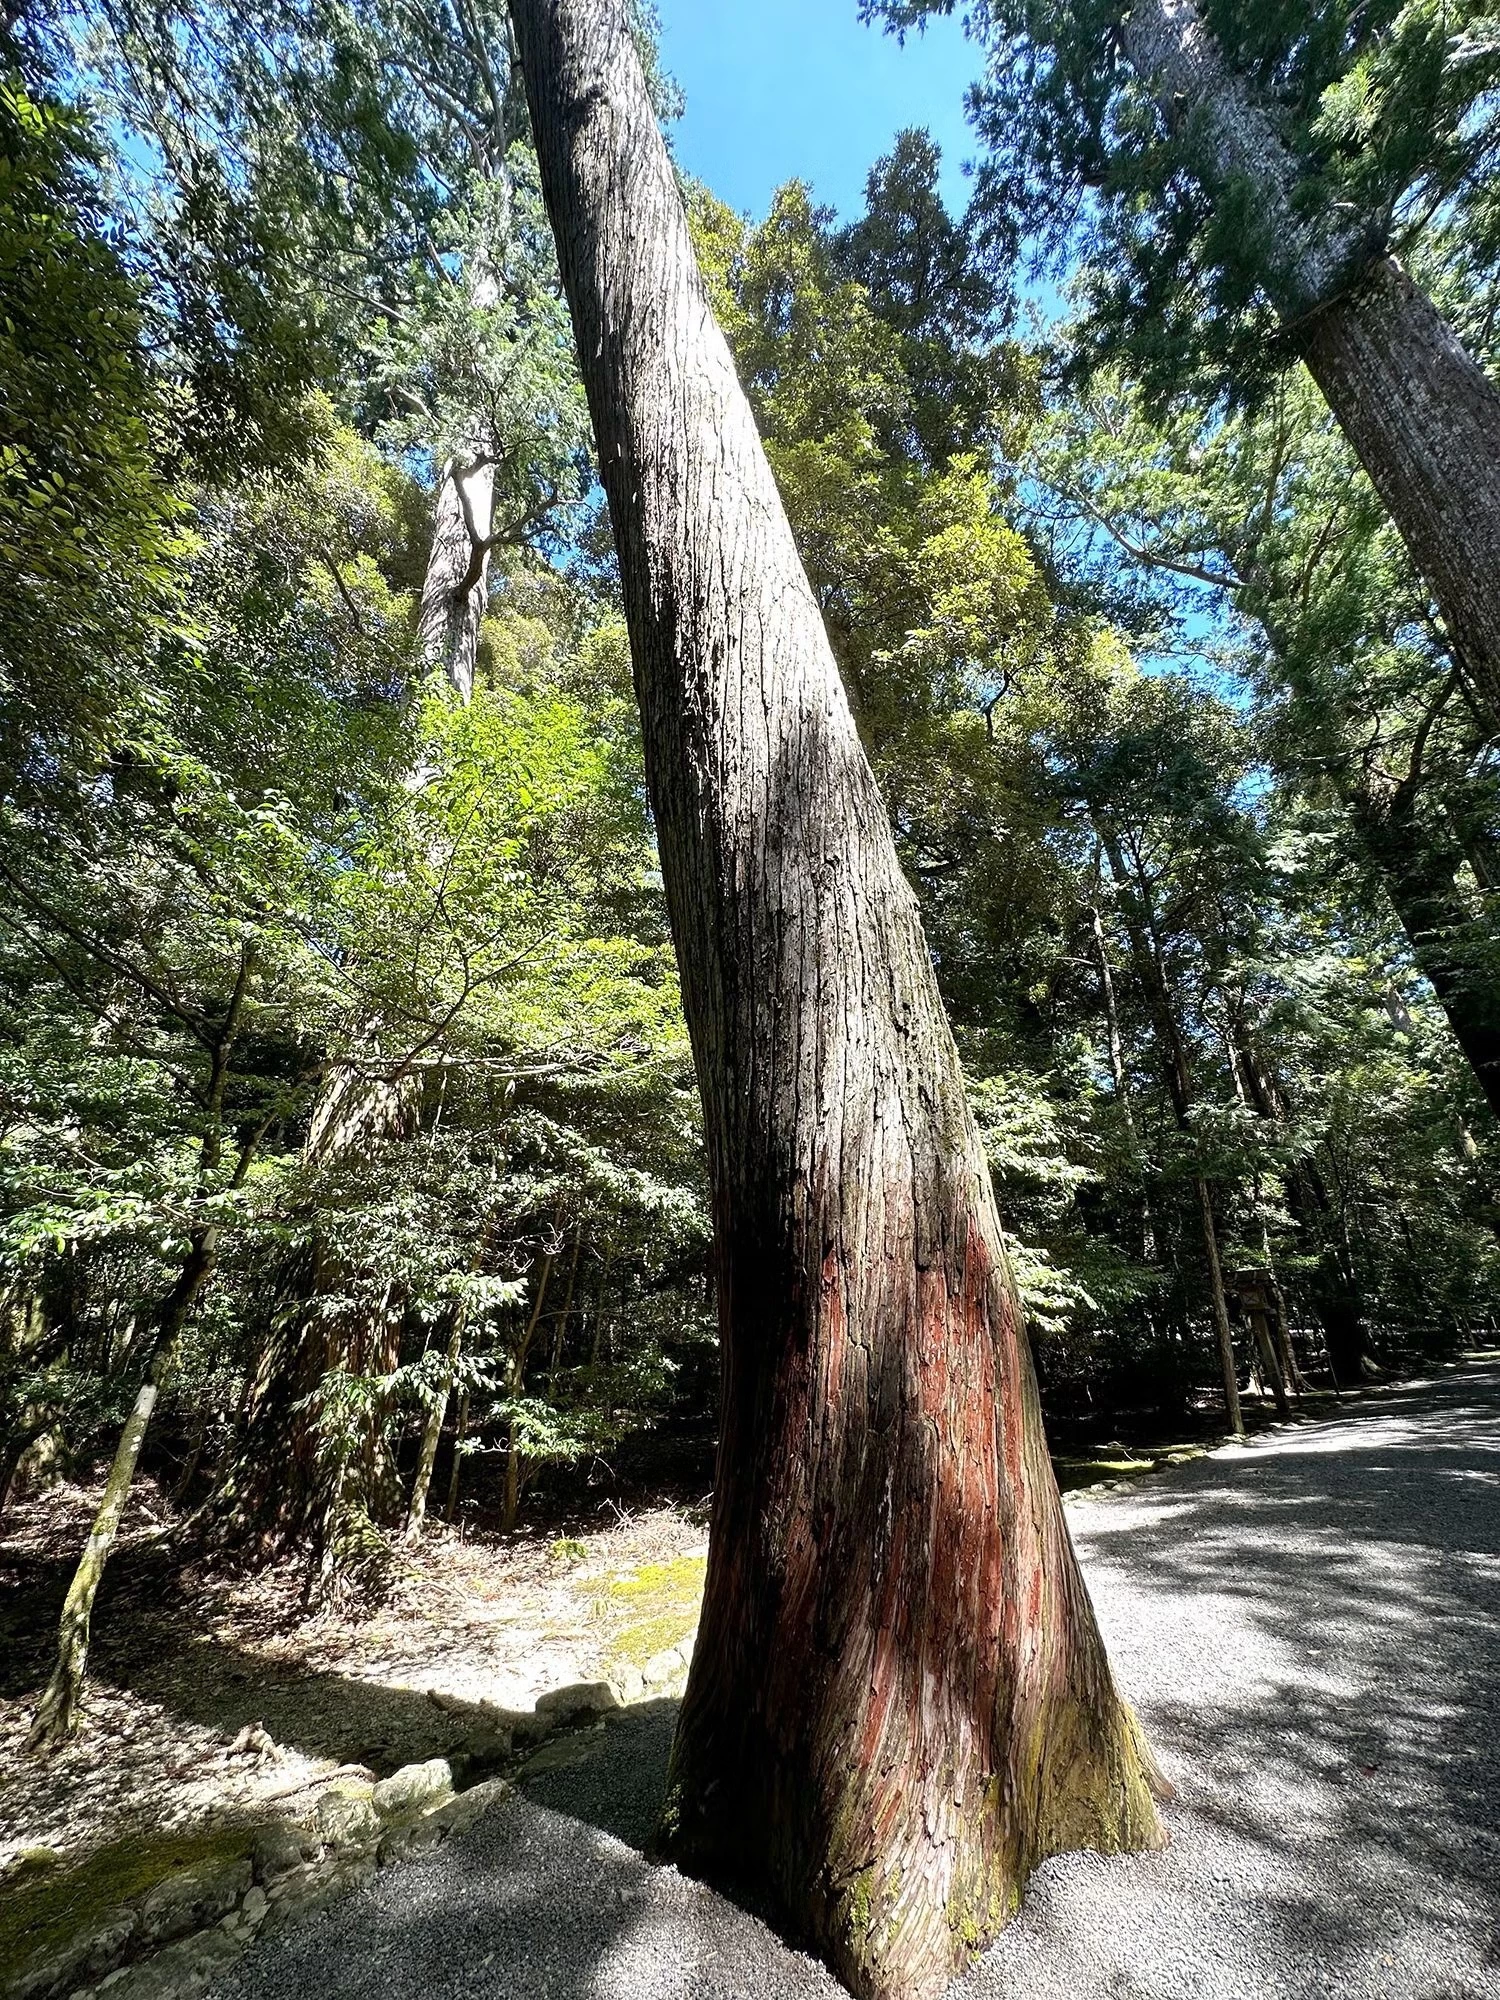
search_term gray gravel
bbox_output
[211,1362,1500,2000]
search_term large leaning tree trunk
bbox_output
[1120,0,1500,730]
[1348,775,1500,1123]
[507,4,1166,1995]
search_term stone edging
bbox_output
[5,1677,641,2000]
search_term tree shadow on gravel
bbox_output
[970,1364,1500,1998]
[205,1777,845,2000]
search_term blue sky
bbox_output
[653,0,980,222]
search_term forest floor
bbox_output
[0,1378,1297,1885]
[2,1358,1496,1999]
[206,1356,1496,2000]
[0,1492,708,1881]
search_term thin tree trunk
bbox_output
[1091,902,1157,1261]
[1193,1178,1243,1438]
[31,947,255,1744]
[27,1228,219,1751]
[509,4,1166,1990]
[444,1390,469,1524]
[587,1239,612,1370]
[1260,1231,1303,1399]
[547,1231,582,1396]
[406,1313,465,1541]
[1120,0,1500,729]
[503,1250,554,1534]
[1097,829,1245,1437]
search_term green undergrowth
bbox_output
[585,1554,705,1669]
[0,1821,259,1980]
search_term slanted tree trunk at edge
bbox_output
[29,945,254,1751]
[1120,0,1500,730]
[27,1229,220,1751]
[507,4,1166,1993]
[1349,782,1500,1121]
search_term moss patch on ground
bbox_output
[1054,1442,1209,1494]
[0,1820,259,1980]
[585,1554,705,1670]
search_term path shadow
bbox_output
[513,1695,681,1850]
[955,1364,1500,1997]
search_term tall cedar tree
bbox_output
[505,3,1166,1996]
[872,0,1500,725]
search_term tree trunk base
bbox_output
[662,1688,1167,2000]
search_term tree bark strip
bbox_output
[1298,261,1500,730]
[508,3,1165,1993]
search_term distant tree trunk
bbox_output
[1193,1176,1244,1437]
[1259,1229,1303,1399]
[444,1389,470,1524]
[224,441,492,1555]
[27,1227,219,1752]
[406,1311,465,1541]
[1120,0,1500,730]
[1091,902,1158,1261]
[417,455,495,706]
[547,1231,582,1396]
[502,1250,553,1534]
[509,3,1166,1991]
[1097,828,1244,1436]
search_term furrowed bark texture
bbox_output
[1121,0,1500,728]
[1351,780,1500,1120]
[508,3,1165,1994]
[1298,260,1500,732]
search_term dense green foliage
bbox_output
[869,0,1500,399]
[2,0,1497,1623]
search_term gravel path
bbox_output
[211,1362,1500,2000]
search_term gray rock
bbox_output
[11,1907,138,2000]
[533,1681,619,1725]
[313,1784,378,1848]
[250,1829,310,1884]
[73,1923,243,2000]
[421,1777,512,1837]
[518,1733,606,1781]
[460,1724,513,1769]
[640,1648,685,1691]
[371,1759,452,1822]
[135,1862,253,1946]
